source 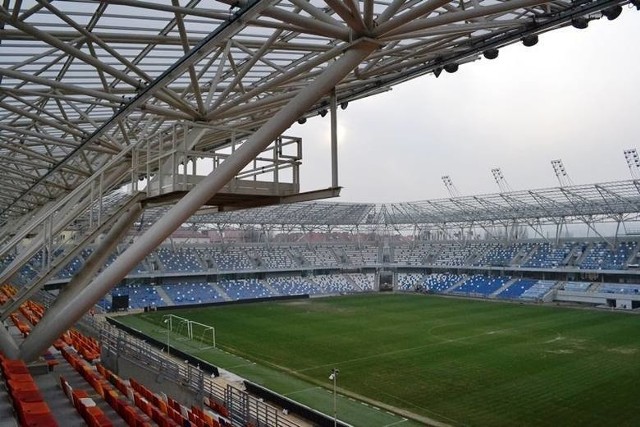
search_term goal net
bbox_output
[189,320,216,350]
[163,314,191,341]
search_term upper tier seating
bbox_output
[474,243,526,267]
[156,247,203,272]
[298,246,338,267]
[522,242,575,268]
[251,247,296,269]
[579,241,637,270]
[433,243,479,266]
[342,245,378,265]
[207,247,254,271]
[393,245,429,265]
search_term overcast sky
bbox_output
[290,9,640,204]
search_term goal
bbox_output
[188,320,216,349]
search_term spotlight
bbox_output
[297,117,307,124]
[444,63,458,73]
[571,17,589,29]
[340,102,348,110]
[602,5,622,20]
[483,49,499,60]
[632,0,640,10]
[522,34,538,47]
[433,67,443,78]
[319,109,328,117]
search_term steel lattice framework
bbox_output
[173,179,640,227]
[0,0,633,222]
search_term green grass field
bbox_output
[118,294,640,426]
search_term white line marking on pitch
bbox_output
[283,386,322,396]
[226,362,255,369]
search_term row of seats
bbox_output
[0,285,238,427]
[400,274,559,302]
[8,239,640,285]
[453,275,510,296]
[496,278,538,299]
[106,273,376,309]
[59,375,112,427]
[0,354,59,426]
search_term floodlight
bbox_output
[571,17,589,29]
[602,5,622,20]
[319,109,328,117]
[444,63,458,73]
[297,117,307,124]
[632,0,640,10]
[522,34,538,47]
[340,102,348,110]
[483,49,499,60]
[329,373,335,380]
[433,67,443,78]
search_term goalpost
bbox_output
[163,314,191,340]
[162,314,215,349]
[188,320,216,350]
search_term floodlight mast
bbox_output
[441,175,461,198]
[551,159,573,187]
[491,168,512,193]
[623,149,640,179]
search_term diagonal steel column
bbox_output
[0,193,146,321]
[19,38,378,362]
[0,317,20,359]
[20,200,143,361]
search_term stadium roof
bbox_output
[0,0,634,225]
[146,178,640,227]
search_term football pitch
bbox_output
[117,294,640,426]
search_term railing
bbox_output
[133,123,302,199]
[98,320,301,427]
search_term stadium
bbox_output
[1,1,639,427]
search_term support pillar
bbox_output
[330,88,339,188]
[19,39,378,361]
[0,193,145,322]
[0,163,130,285]
[20,201,143,361]
[0,317,19,359]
